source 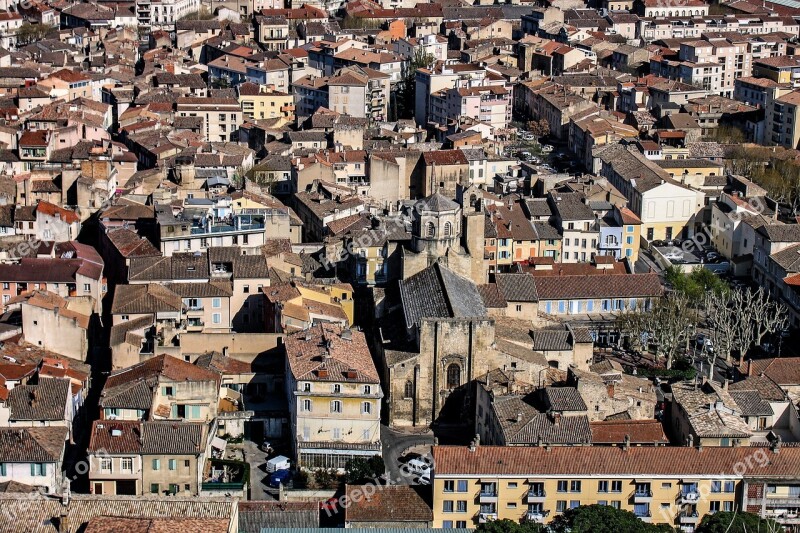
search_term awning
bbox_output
[211,436,227,450]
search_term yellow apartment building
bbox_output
[238,81,295,121]
[431,445,799,530]
[285,323,382,469]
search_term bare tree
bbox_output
[703,290,737,378]
[617,294,696,369]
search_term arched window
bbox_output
[446,364,461,389]
[444,221,453,237]
[469,194,477,205]
[426,222,435,238]
[404,380,413,399]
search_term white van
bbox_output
[266,455,291,473]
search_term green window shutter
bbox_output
[169,459,176,470]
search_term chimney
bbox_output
[723,379,729,391]
[687,434,694,447]
[222,346,229,357]
[623,434,630,451]
[516,412,523,423]
[606,382,615,398]
[772,436,782,453]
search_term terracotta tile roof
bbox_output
[85,517,230,533]
[590,419,668,444]
[105,228,160,258]
[343,485,432,522]
[140,421,206,455]
[432,444,800,476]
[531,273,663,300]
[111,283,182,315]
[0,426,67,463]
[747,357,800,386]
[87,420,142,454]
[36,201,79,224]
[105,354,219,391]
[285,323,379,383]
[729,375,786,402]
[422,149,468,166]
[8,378,70,421]
[492,394,591,445]
[477,283,507,308]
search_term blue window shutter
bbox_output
[587,300,594,312]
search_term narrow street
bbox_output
[381,425,434,485]
[242,439,276,501]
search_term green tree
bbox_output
[696,511,783,533]
[476,519,543,533]
[344,455,385,484]
[396,48,436,120]
[549,505,673,533]
[665,265,728,304]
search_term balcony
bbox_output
[633,490,653,503]
[526,490,546,503]
[635,511,652,522]
[478,490,498,503]
[680,491,700,504]
[478,512,498,523]
[525,510,549,523]
[679,513,699,524]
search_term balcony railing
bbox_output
[525,510,549,523]
[478,490,498,503]
[679,512,699,524]
[526,490,546,503]
[478,512,498,523]
[633,490,653,502]
[680,491,700,504]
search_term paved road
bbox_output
[242,439,276,500]
[381,425,434,485]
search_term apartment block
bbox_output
[432,444,798,529]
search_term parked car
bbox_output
[541,144,553,152]
[695,335,713,352]
[521,132,535,141]
[268,468,292,488]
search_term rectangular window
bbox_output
[331,400,342,413]
[0,463,5,476]
[556,500,567,513]
[169,459,176,470]
[30,463,45,476]
[100,458,112,472]
[151,483,159,494]
[557,480,568,493]
[443,500,454,513]
[571,480,582,492]
[598,480,608,493]
[152,459,160,471]
[212,298,221,308]
[457,480,468,492]
[121,458,133,472]
[444,480,454,492]
[711,481,721,493]
[457,500,467,512]
[212,313,221,324]
[443,521,453,528]
[724,481,735,493]
[611,481,622,492]
[570,500,580,509]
